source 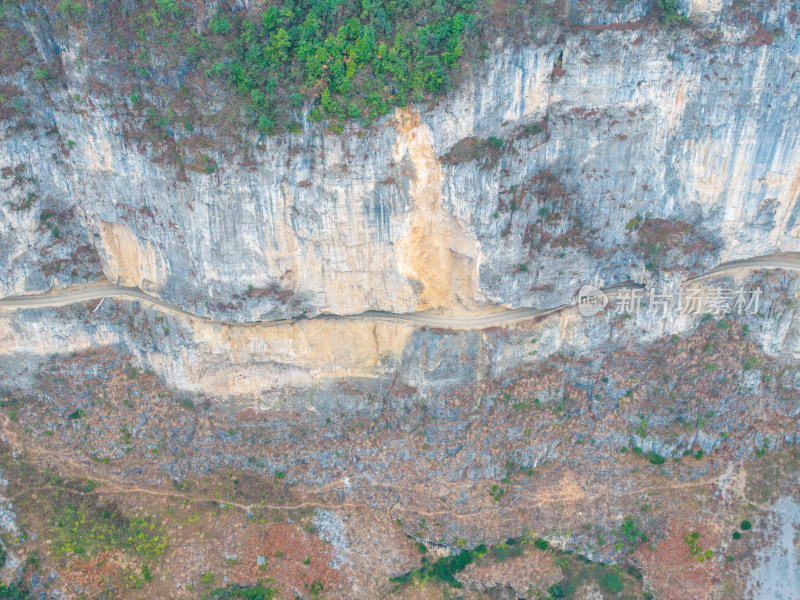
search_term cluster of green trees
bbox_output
[0,583,27,599]
[55,0,85,22]
[391,542,487,588]
[190,0,478,133]
[33,0,559,138]
[392,533,644,596]
[209,583,280,600]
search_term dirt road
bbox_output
[1,253,798,329]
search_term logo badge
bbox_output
[578,285,608,316]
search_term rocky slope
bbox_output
[2,1,800,599]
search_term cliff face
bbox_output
[1,0,798,408]
[1,1,798,321]
[3,3,800,599]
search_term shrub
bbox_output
[744,356,760,370]
[620,516,642,544]
[490,484,504,502]
[647,452,666,465]
[534,538,549,550]
[685,531,714,562]
[56,0,85,22]
[625,215,642,231]
[660,0,688,25]
[548,580,575,598]
[156,0,180,17]
[209,584,280,600]
[732,531,742,540]
[493,540,524,562]
[740,520,752,531]
[210,16,230,35]
[68,408,85,419]
[440,136,506,167]
[0,583,27,600]
[518,123,544,137]
[600,571,624,594]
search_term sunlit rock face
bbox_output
[1,2,798,323]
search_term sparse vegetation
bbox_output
[744,356,761,370]
[440,136,507,168]
[659,0,689,25]
[397,532,643,596]
[0,582,27,600]
[490,483,505,502]
[685,531,714,563]
[613,516,645,552]
[625,215,642,231]
[48,494,167,558]
[391,543,487,588]
[210,583,279,600]
[0,293,793,598]
[67,408,85,419]
[56,1,86,23]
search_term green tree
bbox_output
[267,28,290,62]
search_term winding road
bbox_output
[682,253,800,284]
[1,253,799,329]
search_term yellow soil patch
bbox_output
[393,109,485,312]
[98,221,165,291]
[183,318,417,394]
